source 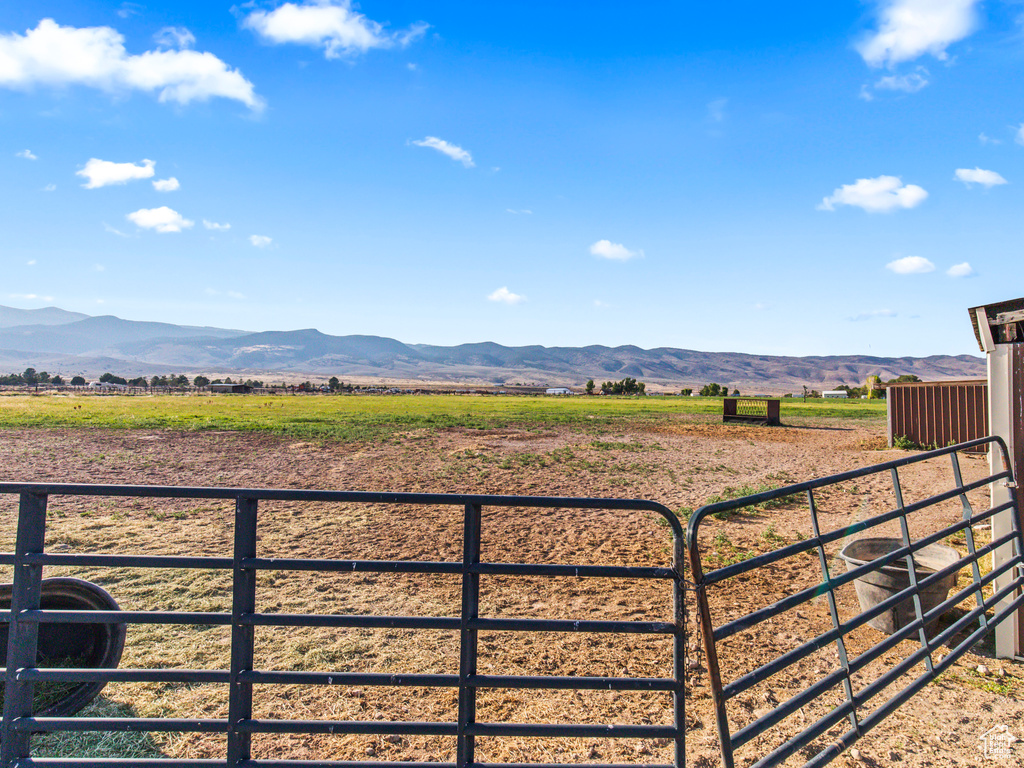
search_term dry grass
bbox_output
[0,417,1020,766]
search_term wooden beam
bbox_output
[992,308,1024,326]
[977,308,996,352]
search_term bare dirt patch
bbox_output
[0,418,1020,766]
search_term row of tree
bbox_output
[832,374,921,399]
[583,377,646,395]
[0,368,65,386]
[695,382,740,397]
[0,367,364,392]
[1,366,923,399]
[93,373,271,389]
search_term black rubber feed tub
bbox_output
[0,577,126,717]
[838,538,962,635]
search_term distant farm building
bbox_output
[822,390,848,399]
[209,383,252,394]
[546,387,573,395]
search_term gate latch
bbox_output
[1004,481,1018,489]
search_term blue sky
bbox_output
[2,1,1023,357]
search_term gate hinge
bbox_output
[1004,481,1018,489]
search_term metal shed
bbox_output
[209,383,252,394]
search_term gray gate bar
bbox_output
[688,436,1024,768]
[0,486,685,768]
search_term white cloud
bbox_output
[154,27,195,50]
[103,222,130,237]
[26,260,36,266]
[249,234,272,247]
[77,158,154,188]
[203,219,231,231]
[395,23,430,47]
[850,309,898,321]
[954,167,1007,188]
[411,136,474,167]
[206,288,246,299]
[1016,124,1024,146]
[93,264,105,272]
[244,1,427,59]
[487,286,526,305]
[873,70,929,93]
[126,206,194,233]
[0,19,262,110]
[818,175,928,212]
[16,149,37,160]
[857,0,981,67]
[8,293,54,302]
[43,183,56,192]
[589,239,643,261]
[886,255,935,274]
[506,208,532,214]
[947,261,975,277]
[117,3,142,19]
[979,132,1001,145]
[707,97,727,122]
[593,299,610,308]
[152,177,180,192]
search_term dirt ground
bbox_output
[0,414,1021,767]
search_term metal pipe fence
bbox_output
[686,436,1024,768]
[3,438,1023,768]
[0,487,685,768]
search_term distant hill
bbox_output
[0,315,247,357]
[0,306,986,391]
[0,305,89,328]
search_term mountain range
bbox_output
[0,305,985,392]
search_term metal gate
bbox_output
[687,437,1024,768]
[1,486,685,768]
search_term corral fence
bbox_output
[3,439,1024,767]
[886,379,988,452]
[0,488,686,768]
[687,436,1024,768]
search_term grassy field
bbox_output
[0,393,885,441]
[1,395,1015,767]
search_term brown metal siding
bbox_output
[887,381,988,452]
[1011,346,1024,646]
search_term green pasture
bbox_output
[0,393,885,442]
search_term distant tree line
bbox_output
[692,383,739,397]
[0,367,362,392]
[831,374,921,399]
[0,368,64,386]
[581,378,647,395]
[600,377,646,395]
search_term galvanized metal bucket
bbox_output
[838,538,962,635]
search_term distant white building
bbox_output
[822,390,848,399]
[546,387,572,395]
